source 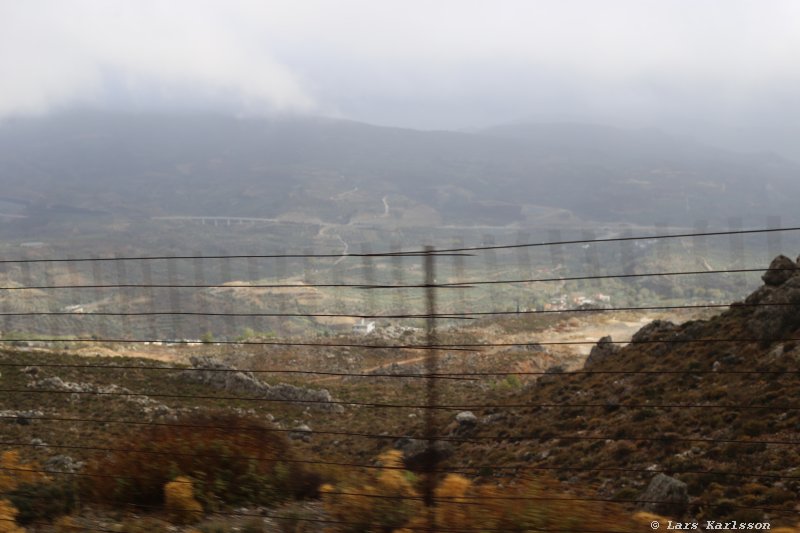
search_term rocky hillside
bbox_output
[448,254,800,525]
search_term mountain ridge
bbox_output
[1,112,799,230]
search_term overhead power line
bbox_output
[0,225,797,264]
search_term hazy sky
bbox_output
[2,0,799,157]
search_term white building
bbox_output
[352,318,376,335]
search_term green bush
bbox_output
[8,480,77,524]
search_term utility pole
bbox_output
[423,245,439,531]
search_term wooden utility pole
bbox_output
[423,245,439,531]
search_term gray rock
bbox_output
[744,284,776,305]
[289,424,313,442]
[29,377,173,415]
[481,413,503,425]
[20,366,39,377]
[584,336,619,368]
[522,343,545,352]
[762,255,797,286]
[641,473,688,516]
[455,411,478,427]
[180,356,343,412]
[631,320,677,344]
[0,410,44,425]
[747,275,800,341]
[44,455,84,474]
[394,438,454,470]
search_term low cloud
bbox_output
[0,0,315,118]
[2,0,800,157]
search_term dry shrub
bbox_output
[402,475,640,533]
[0,499,24,533]
[324,450,642,533]
[0,450,66,526]
[322,450,421,533]
[85,412,298,508]
[164,476,203,524]
[0,451,44,492]
[7,478,77,525]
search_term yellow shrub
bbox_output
[0,451,43,493]
[325,449,642,533]
[164,477,203,525]
[322,450,421,533]
[433,474,472,529]
[0,499,25,533]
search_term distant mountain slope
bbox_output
[0,112,798,227]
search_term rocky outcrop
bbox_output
[641,473,688,517]
[583,336,619,368]
[393,437,454,471]
[180,356,343,412]
[0,409,44,425]
[761,254,797,286]
[745,256,800,341]
[44,455,84,474]
[630,320,677,344]
[28,376,173,417]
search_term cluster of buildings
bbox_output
[545,292,611,311]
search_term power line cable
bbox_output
[0,265,790,291]
[2,359,796,378]
[429,226,800,255]
[0,335,797,349]
[0,299,797,320]
[2,414,797,444]
[1,225,798,263]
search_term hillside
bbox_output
[1,112,799,235]
[449,254,800,524]
[2,257,800,529]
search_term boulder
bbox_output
[762,255,797,286]
[584,336,619,368]
[641,473,688,517]
[748,275,800,341]
[289,424,313,442]
[394,438,453,471]
[454,411,478,434]
[455,411,477,426]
